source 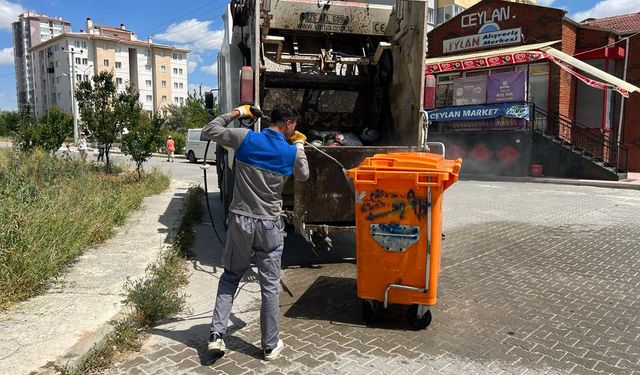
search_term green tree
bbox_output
[13,106,72,154]
[120,88,162,179]
[38,108,73,153]
[0,110,19,137]
[75,71,121,170]
[14,104,38,152]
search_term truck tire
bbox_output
[187,150,196,163]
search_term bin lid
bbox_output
[348,152,463,190]
[358,152,461,172]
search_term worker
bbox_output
[202,103,309,361]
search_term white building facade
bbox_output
[30,18,189,117]
[12,12,72,110]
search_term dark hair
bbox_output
[270,104,300,126]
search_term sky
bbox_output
[1,0,640,110]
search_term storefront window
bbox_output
[436,73,459,107]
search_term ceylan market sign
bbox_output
[443,5,521,54]
[427,103,530,122]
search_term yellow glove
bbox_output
[234,105,263,120]
[290,131,307,148]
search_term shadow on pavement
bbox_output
[283,276,416,331]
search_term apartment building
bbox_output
[434,0,536,26]
[12,12,72,110]
[29,18,188,116]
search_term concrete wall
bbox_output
[153,49,172,112]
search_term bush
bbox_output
[14,107,72,153]
[0,149,170,307]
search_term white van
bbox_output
[185,128,215,163]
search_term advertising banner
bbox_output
[453,76,488,106]
[487,71,526,103]
[427,103,530,122]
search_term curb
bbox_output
[462,174,640,191]
[41,305,137,375]
[24,180,188,375]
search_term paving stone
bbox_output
[101,182,640,375]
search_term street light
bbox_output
[62,46,83,143]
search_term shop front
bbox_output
[425,0,640,177]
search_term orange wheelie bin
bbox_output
[347,152,462,329]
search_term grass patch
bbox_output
[56,186,205,375]
[0,148,170,308]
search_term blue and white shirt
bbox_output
[202,113,309,220]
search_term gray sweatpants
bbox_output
[211,213,284,350]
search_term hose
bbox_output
[202,139,224,244]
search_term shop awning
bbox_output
[540,47,639,95]
[425,41,640,97]
[424,41,560,66]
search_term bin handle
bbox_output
[353,171,378,185]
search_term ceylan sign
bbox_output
[443,5,521,54]
[427,103,530,122]
[461,6,514,29]
[443,28,521,53]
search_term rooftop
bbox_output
[581,12,640,34]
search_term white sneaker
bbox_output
[207,332,227,354]
[264,339,284,361]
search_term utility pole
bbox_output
[63,46,82,144]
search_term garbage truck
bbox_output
[211,0,431,252]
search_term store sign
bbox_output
[461,6,514,29]
[487,71,526,103]
[427,103,529,122]
[443,28,521,53]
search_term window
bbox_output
[76,74,82,82]
[160,65,165,73]
[178,68,183,75]
[74,40,81,48]
[180,97,184,105]
[145,80,152,87]
[54,44,59,51]
[75,57,81,64]
[178,54,182,61]
[435,72,461,108]
[162,80,167,88]
[56,77,60,84]
[145,64,151,71]
[161,95,167,103]
[82,41,87,49]
[103,43,108,50]
[103,59,109,67]
[115,61,122,69]
[115,46,122,53]
[173,68,178,74]
[173,82,178,89]
[116,77,123,85]
[144,49,150,57]
[55,61,59,67]
[179,82,184,89]
[428,8,435,24]
[172,52,177,59]
[57,93,61,100]
[83,74,89,81]
[174,97,179,104]
[82,58,88,65]
[146,95,152,102]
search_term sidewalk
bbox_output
[103,191,270,374]
[462,172,640,190]
[0,180,191,375]
[59,145,186,160]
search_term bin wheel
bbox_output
[362,299,380,323]
[407,304,432,330]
